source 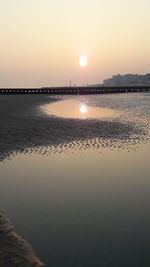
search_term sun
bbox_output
[79,55,87,67]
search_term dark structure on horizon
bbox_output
[0,86,150,95]
[103,73,150,86]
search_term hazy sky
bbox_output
[0,0,150,87]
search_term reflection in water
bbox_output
[42,98,116,119]
[80,104,87,114]
[0,144,150,266]
[1,94,150,163]
[0,94,150,266]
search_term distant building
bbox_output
[87,84,102,87]
[103,73,150,86]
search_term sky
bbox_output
[0,0,150,87]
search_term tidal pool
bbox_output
[0,93,150,267]
[41,97,116,119]
[1,144,150,267]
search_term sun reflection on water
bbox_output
[80,104,87,114]
[42,98,116,119]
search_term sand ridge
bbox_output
[0,209,44,267]
[0,94,150,162]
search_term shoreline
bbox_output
[0,209,44,266]
[0,94,149,162]
[0,93,150,266]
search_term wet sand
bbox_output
[0,93,150,266]
[0,209,44,267]
[0,94,148,162]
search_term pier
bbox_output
[0,86,150,95]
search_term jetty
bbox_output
[0,86,150,95]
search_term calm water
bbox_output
[0,93,150,266]
[42,97,116,119]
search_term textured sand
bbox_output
[0,209,44,267]
[0,94,149,162]
[0,93,150,266]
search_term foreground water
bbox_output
[0,93,150,266]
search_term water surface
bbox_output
[0,93,150,267]
[42,97,116,119]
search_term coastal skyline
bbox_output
[0,0,150,87]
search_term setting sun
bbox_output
[79,56,88,67]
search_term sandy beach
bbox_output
[0,93,150,266]
[0,94,148,163]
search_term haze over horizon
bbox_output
[0,0,150,87]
